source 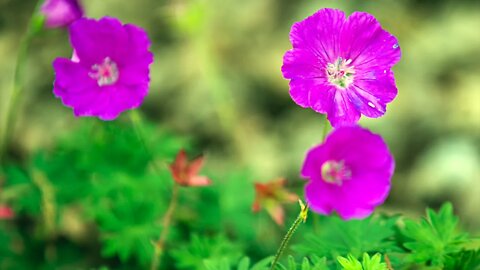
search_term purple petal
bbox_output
[335,173,391,219]
[41,0,83,28]
[289,8,345,64]
[344,172,391,206]
[288,78,334,111]
[309,83,336,114]
[282,49,326,80]
[69,17,128,66]
[67,85,147,120]
[301,144,329,179]
[305,181,336,215]
[53,58,95,95]
[119,60,152,86]
[346,70,397,117]
[340,12,401,70]
[335,204,375,220]
[123,24,153,62]
[103,84,148,116]
[327,90,361,127]
[326,126,394,172]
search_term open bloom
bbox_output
[252,178,299,225]
[282,8,401,127]
[170,150,211,187]
[41,0,84,28]
[53,17,153,120]
[301,126,394,220]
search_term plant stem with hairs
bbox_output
[150,183,180,270]
[129,111,180,269]
[269,200,309,270]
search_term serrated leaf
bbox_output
[295,215,398,259]
[338,254,362,270]
[401,202,468,267]
[337,253,387,270]
[362,253,387,270]
[171,234,241,270]
[445,249,480,270]
[301,257,310,270]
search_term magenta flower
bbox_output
[282,8,401,127]
[301,125,394,219]
[41,0,84,28]
[52,17,153,120]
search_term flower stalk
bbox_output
[129,111,181,269]
[0,1,44,164]
[150,183,180,270]
[130,111,165,175]
[269,200,309,270]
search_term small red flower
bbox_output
[252,178,299,225]
[169,150,211,186]
[0,205,14,219]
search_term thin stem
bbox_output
[384,254,394,270]
[0,1,44,164]
[321,115,330,142]
[270,201,309,270]
[129,111,166,175]
[129,111,180,270]
[150,183,180,270]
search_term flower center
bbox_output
[321,160,351,185]
[326,57,355,88]
[89,57,119,86]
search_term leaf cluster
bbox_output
[1,119,479,270]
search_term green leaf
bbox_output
[301,257,311,270]
[204,257,231,270]
[273,256,329,270]
[337,253,387,270]
[250,257,274,270]
[361,253,387,270]
[287,256,296,270]
[294,215,398,259]
[445,249,480,270]
[401,202,468,267]
[338,254,362,270]
[171,234,241,270]
[237,257,251,270]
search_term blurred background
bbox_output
[0,0,479,268]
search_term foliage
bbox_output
[337,253,387,270]
[1,119,187,268]
[0,117,479,269]
[170,234,242,270]
[203,256,273,270]
[294,215,399,260]
[401,203,471,268]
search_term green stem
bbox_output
[270,201,309,270]
[150,183,180,270]
[0,2,44,164]
[129,111,180,270]
[321,115,330,141]
[129,111,166,175]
